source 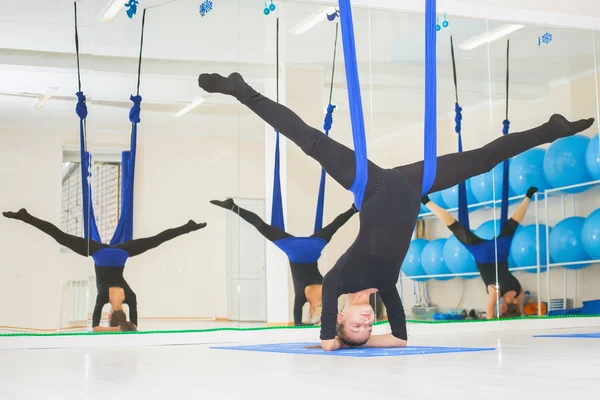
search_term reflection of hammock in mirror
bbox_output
[74,6,147,253]
[338,0,438,210]
[450,37,513,263]
[269,20,341,256]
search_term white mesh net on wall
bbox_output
[61,161,122,242]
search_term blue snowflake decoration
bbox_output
[200,0,213,17]
[124,0,139,19]
[541,32,552,45]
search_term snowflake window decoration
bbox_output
[541,32,552,44]
[124,0,139,19]
[539,32,553,46]
[200,0,213,17]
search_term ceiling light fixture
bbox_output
[459,24,525,51]
[100,0,125,22]
[172,96,205,117]
[291,7,337,35]
[32,87,60,110]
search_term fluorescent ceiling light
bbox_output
[459,24,525,51]
[100,0,125,22]
[291,7,337,35]
[172,96,205,117]
[32,87,59,110]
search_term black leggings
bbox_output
[13,211,199,257]
[231,81,579,198]
[200,73,589,262]
[228,202,355,243]
[448,218,519,245]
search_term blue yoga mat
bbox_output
[211,342,495,358]
[534,332,600,339]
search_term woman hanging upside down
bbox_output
[198,71,594,350]
[3,209,206,332]
[210,199,357,325]
[421,186,539,319]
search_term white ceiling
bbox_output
[0,0,599,136]
[453,0,600,18]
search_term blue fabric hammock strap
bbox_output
[338,0,437,207]
[271,130,286,230]
[338,0,368,209]
[271,20,339,233]
[464,236,513,264]
[110,9,146,245]
[74,2,101,243]
[270,17,286,230]
[314,103,336,232]
[450,36,469,231]
[74,5,146,244]
[421,0,438,195]
[499,40,511,230]
[273,237,328,264]
[314,23,339,232]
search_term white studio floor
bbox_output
[1,321,600,399]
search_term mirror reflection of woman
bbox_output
[421,187,538,319]
[210,198,357,326]
[3,208,206,332]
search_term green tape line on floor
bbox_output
[1,314,599,337]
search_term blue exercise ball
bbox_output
[475,219,502,240]
[510,224,550,273]
[548,216,590,269]
[581,208,600,260]
[510,148,549,196]
[471,163,516,205]
[585,134,600,180]
[443,235,478,279]
[401,239,430,282]
[544,135,592,193]
[440,181,477,209]
[421,238,453,280]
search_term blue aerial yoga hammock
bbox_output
[269,19,339,263]
[452,38,512,263]
[74,5,146,249]
[450,36,470,232]
[338,0,437,209]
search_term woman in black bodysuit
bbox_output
[421,187,538,319]
[211,198,357,325]
[3,209,206,332]
[198,71,594,350]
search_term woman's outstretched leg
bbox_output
[198,72,384,198]
[115,220,206,257]
[311,205,358,242]
[210,198,291,242]
[2,208,105,256]
[400,115,594,193]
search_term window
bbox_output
[61,149,122,242]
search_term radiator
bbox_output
[66,280,89,323]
